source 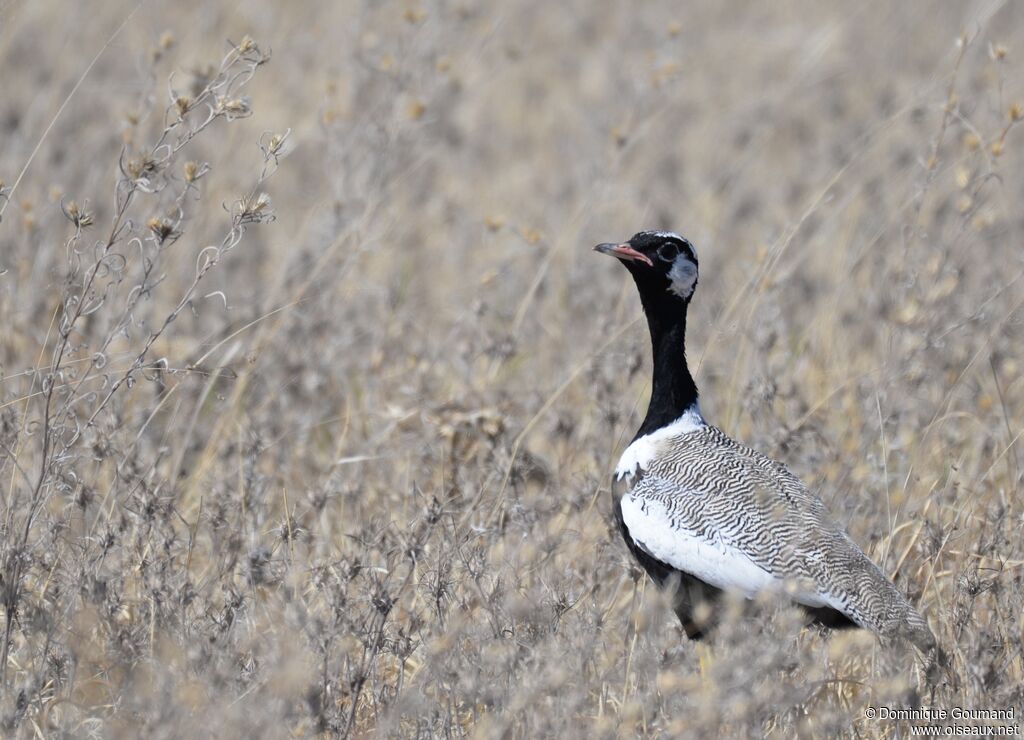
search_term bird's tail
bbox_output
[893,604,956,687]
[899,605,936,654]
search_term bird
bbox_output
[594,230,936,653]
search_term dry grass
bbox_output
[1,1,1023,737]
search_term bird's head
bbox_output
[594,230,699,304]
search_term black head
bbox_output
[594,230,699,302]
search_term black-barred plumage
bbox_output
[595,230,935,652]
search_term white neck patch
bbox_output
[667,254,698,299]
[615,403,706,480]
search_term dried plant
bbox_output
[0,2,1023,738]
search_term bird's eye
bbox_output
[657,242,680,261]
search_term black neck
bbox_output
[635,292,699,440]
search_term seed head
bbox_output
[217,95,253,120]
[183,161,209,183]
[175,95,192,117]
[259,130,291,162]
[403,7,426,23]
[519,227,542,245]
[151,31,175,63]
[237,192,274,224]
[125,154,161,183]
[406,99,426,120]
[147,216,180,244]
[62,200,94,228]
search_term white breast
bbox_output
[615,404,706,480]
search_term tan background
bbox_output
[1,1,1022,736]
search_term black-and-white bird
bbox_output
[595,230,935,652]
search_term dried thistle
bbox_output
[122,153,163,189]
[183,160,210,184]
[259,130,291,163]
[216,94,253,120]
[236,192,274,224]
[174,95,193,118]
[61,200,94,228]
[146,216,181,244]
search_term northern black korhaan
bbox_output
[595,230,936,652]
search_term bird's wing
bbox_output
[622,426,935,649]
[620,477,837,610]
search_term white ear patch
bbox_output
[667,255,698,298]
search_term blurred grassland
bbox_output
[1,0,1023,737]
